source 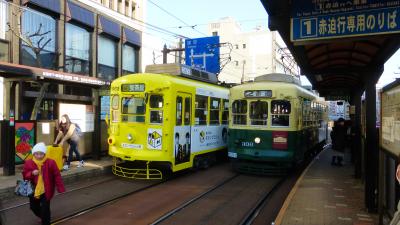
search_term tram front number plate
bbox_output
[121,143,143,149]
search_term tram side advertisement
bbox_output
[173,125,228,165]
[381,82,400,155]
[191,126,227,152]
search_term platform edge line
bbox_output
[273,149,325,225]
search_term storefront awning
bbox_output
[0,62,110,87]
[66,0,95,28]
[123,28,141,46]
[98,16,120,39]
[23,0,60,14]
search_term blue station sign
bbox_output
[185,36,220,74]
[291,0,400,42]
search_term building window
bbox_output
[118,0,123,13]
[20,9,57,69]
[65,23,91,75]
[0,40,9,62]
[131,5,135,18]
[0,1,7,40]
[243,44,246,49]
[98,35,117,80]
[211,23,220,29]
[122,44,138,75]
[212,31,218,36]
[125,0,130,16]
[234,61,238,66]
[235,44,238,49]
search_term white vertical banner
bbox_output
[59,103,94,132]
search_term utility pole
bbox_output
[241,60,246,83]
[162,44,168,64]
[162,43,185,64]
[178,38,183,64]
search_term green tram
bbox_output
[227,73,328,174]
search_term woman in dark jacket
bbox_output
[330,118,347,166]
[23,142,65,225]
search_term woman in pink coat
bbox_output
[22,142,65,225]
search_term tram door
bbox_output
[174,93,192,165]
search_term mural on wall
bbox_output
[15,121,36,164]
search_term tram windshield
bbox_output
[232,100,247,125]
[121,97,145,122]
[250,101,268,125]
[271,100,291,127]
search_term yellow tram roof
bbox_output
[111,72,229,93]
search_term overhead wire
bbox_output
[167,18,268,29]
[147,0,208,37]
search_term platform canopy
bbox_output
[261,0,400,100]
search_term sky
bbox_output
[145,0,269,43]
[145,0,399,88]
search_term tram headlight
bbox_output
[108,137,115,145]
[254,137,261,144]
[127,133,133,141]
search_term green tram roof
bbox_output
[231,73,318,100]
[254,73,301,85]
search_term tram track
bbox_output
[153,146,327,225]
[0,176,118,213]
[53,164,236,225]
[0,174,161,225]
[150,174,240,225]
[52,177,166,224]
[239,177,286,225]
[152,175,282,225]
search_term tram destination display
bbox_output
[244,90,272,98]
[121,83,145,92]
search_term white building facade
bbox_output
[207,17,299,83]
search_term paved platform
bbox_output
[0,156,113,200]
[275,148,378,225]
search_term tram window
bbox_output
[250,101,268,125]
[150,95,163,108]
[195,95,208,125]
[176,96,183,125]
[111,95,119,109]
[184,97,191,125]
[210,97,220,125]
[302,99,311,126]
[150,95,163,124]
[150,111,163,124]
[221,99,229,124]
[232,100,247,125]
[271,100,290,127]
[121,97,145,122]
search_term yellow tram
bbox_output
[107,64,229,179]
